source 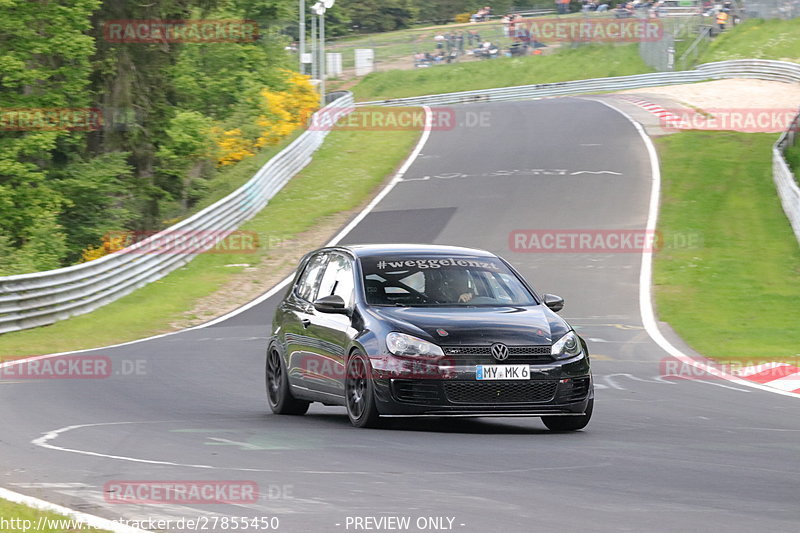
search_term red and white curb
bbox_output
[617,95,685,128]
[734,363,800,393]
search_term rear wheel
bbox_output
[345,352,381,428]
[266,348,310,415]
[542,399,593,432]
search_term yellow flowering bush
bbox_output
[213,70,319,165]
[80,232,130,262]
[213,127,255,166]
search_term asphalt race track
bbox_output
[2,98,799,533]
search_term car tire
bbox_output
[345,351,382,428]
[266,348,310,415]
[542,398,593,432]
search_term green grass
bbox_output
[0,122,421,356]
[0,498,110,532]
[654,131,800,365]
[352,43,651,100]
[698,18,800,64]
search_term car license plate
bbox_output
[476,364,529,380]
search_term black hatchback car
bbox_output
[266,244,593,429]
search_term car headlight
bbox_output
[386,332,444,357]
[551,331,582,360]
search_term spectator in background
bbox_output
[556,0,570,14]
[501,14,511,37]
[471,6,492,22]
[514,16,527,42]
[716,9,729,31]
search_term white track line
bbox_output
[0,486,150,533]
[597,99,800,400]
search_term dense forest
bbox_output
[0,0,516,275]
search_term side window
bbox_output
[317,254,355,306]
[294,253,328,302]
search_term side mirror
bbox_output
[313,294,349,314]
[543,293,564,312]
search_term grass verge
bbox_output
[0,498,111,532]
[352,44,651,101]
[698,18,800,64]
[0,121,422,357]
[654,131,800,365]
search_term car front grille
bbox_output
[443,381,557,404]
[442,345,553,364]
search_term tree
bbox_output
[339,0,418,33]
[155,111,215,211]
[0,0,100,272]
[54,152,136,262]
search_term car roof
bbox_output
[324,243,497,259]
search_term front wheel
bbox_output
[266,348,310,415]
[345,352,382,428]
[542,399,593,431]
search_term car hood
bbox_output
[367,305,569,346]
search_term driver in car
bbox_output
[443,269,475,303]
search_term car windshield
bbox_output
[360,255,537,307]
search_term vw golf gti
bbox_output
[266,244,593,429]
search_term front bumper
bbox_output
[369,353,592,416]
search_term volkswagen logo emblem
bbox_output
[490,343,509,361]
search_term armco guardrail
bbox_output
[0,93,354,334]
[3,60,799,334]
[774,110,800,244]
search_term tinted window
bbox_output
[360,256,536,307]
[295,253,328,301]
[317,253,355,306]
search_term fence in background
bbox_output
[744,0,800,18]
[3,60,800,334]
[0,93,354,334]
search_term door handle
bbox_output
[301,319,311,329]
